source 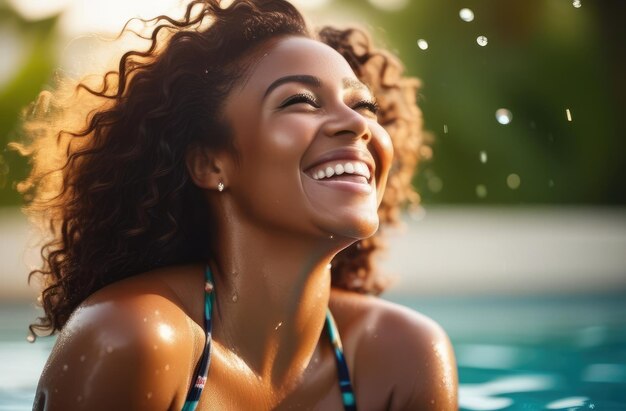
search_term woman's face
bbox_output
[220,36,393,241]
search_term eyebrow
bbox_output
[263,75,321,98]
[263,75,372,98]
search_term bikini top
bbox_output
[181,265,357,411]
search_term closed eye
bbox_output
[352,99,379,115]
[278,93,320,109]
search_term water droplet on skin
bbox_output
[26,334,35,343]
[154,310,160,316]
[329,234,334,239]
[143,317,147,322]
[146,392,153,399]
[274,322,283,331]
[77,395,83,402]
[106,346,113,354]
[496,108,513,125]
[416,39,429,50]
[459,8,474,22]
[153,345,158,350]
[507,173,521,190]
[326,263,332,270]
[476,185,488,199]
[62,364,68,371]
[479,151,488,163]
[573,0,582,8]
[165,364,170,371]
[80,355,86,362]
[476,35,488,46]
[232,292,239,303]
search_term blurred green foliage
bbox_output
[0,0,624,207]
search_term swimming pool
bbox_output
[2,292,625,410]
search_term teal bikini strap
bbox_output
[181,266,215,411]
[326,310,358,411]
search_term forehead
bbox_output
[236,36,359,94]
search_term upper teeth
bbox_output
[311,161,371,181]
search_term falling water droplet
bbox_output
[459,8,474,22]
[566,108,573,122]
[26,333,35,343]
[416,39,429,50]
[427,176,443,193]
[496,108,513,125]
[573,0,582,8]
[507,173,521,190]
[274,322,283,331]
[232,292,239,303]
[479,151,488,163]
[475,185,488,199]
[329,234,334,240]
[443,124,448,134]
[548,179,555,188]
[476,35,488,46]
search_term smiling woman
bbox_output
[12,0,456,410]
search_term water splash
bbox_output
[459,8,474,22]
[476,35,488,47]
[495,108,513,125]
[506,174,521,190]
[480,151,488,164]
[476,185,487,199]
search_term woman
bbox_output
[18,0,457,409]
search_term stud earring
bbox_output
[217,181,225,192]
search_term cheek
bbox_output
[369,122,394,200]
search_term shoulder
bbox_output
[330,289,458,411]
[35,268,203,411]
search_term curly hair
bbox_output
[12,0,426,337]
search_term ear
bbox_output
[185,144,229,191]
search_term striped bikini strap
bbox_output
[326,309,358,411]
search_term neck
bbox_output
[209,217,343,395]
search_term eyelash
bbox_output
[279,94,379,115]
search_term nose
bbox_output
[323,103,372,142]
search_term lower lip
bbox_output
[309,177,373,194]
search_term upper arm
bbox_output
[35,298,195,411]
[377,305,458,411]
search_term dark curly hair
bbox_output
[12,0,426,337]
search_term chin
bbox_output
[324,210,380,241]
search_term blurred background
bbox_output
[1,0,625,410]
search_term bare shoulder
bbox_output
[330,289,458,411]
[35,268,203,411]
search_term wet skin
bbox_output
[34,37,457,410]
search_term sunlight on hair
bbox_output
[6,0,73,21]
[290,0,332,10]
[58,0,186,37]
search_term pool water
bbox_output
[1,292,625,410]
